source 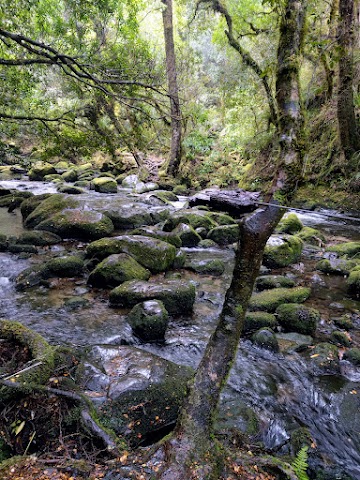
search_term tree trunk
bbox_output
[162,0,182,177]
[157,2,307,479]
[337,0,360,159]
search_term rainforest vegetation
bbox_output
[0,0,359,479]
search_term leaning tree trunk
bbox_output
[157,1,307,479]
[337,0,360,160]
[162,0,182,177]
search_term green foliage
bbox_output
[292,446,310,480]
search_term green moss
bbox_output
[88,253,150,288]
[331,330,351,347]
[346,269,360,298]
[128,300,169,341]
[16,231,61,246]
[23,194,78,228]
[333,314,353,330]
[277,213,303,234]
[92,176,118,193]
[164,211,218,232]
[20,193,52,221]
[206,212,236,225]
[61,168,78,182]
[316,258,360,275]
[207,224,240,245]
[131,227,182,248]
[263,235,303,268]
[28,162,56,180]
[343,348,360,366]
[297,227,326,246]
[43,255,84,277]
[187,259,225,276]
[275,303,319,335]
[243,311,278,334]
[310,342,339,372]
[326,242,360,257]
[173,223,202,247]
[249,287,311,312]
[252,328,279,352]
[256,275,296,291]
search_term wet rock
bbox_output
[149,191,179,203]
[343,348,360,366]
[121,174,141,189]
[57,185,85,195]
[63,296,90,310]
[277,213,303,234]
[172,250,186,269]
[206,211,236,225]
[35,208,114,240]
[28,162,57,181]
[198,239,217,248]
[275,303,319,335]
[109,279,196,315]
[163,209,218,232]
[23,194,78,228]
[134,181,159,194]
[309,342,340,373]
[86,235,176,273]
[243,311,278,334]
[333,314,354,330]
[255,275,296,291]
[128,300,169,341]
[20,193,53,221]
[172,223,201,247]
[331,330,351,347]
[249,287,311,313]
[316,255,360,275]
[15,255,84,290]
[61,168,78,182]
[207,224,240,245]
[131,226,181,248]
[185,258,225,276]
[263,235,303,269]
[252,328,279,352]
[7,244,38,254]
[92,176,118,193]
[87,253,151,288]
[275,332,313,354]
[80,345,193,446]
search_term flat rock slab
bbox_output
[189,188,262,215]
[109,279,196,314]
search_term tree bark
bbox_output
[162,0,182,177]
[337,0,360,159]
[157,2,307,479]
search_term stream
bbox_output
[0,179,360,478]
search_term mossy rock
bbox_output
[7,244,38,254]
[101,206,154,230]
[92,176,118,193]
[23,194,78,228]
[0,233,7,251]
[331,330,351,347]
[128,300,169,341]
[343,348,360,366]
[347,269,360,298]
[109,279,196,315]
[243,311,278,334]
[35,208,114,240]
[263,235,303,268]
[86,235,176,273]
[198,239,217,248]
[61,168,78,182]
[0,193,32,209]
[54,161,71,173]
[75,162,93,174]
[16,231,61,247]
[207,224,240,245]
[206,211,236,226]
[249,287,311,313]
[173,250,186,269]
[297,226,326,246]
[0,320,54,394]
[185,258,225,276]
[87,253,150,288]
[316,258,360,275]
[172,223,202,247]
[20,193,52,221]
[28,162,57,180]
[163,210,218,232]
[57,185,85,195]
[149,191,179,203]
[275,303,319,335]
[172,184,188,195]
[15,255,84,290]
[134,181,159,194]
[43,174,62,182]
[310,342,339,372]
[252,328,279,352]
[255,275,296,291]
[326,242,360,257]
[277,213,303,234]
[333,314,354,330]
[131,226,182,248]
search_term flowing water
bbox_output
[1,180,360,477]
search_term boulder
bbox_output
[61,168,78,182]
[57,185,85,195]
[249,287,311,313]
[149,191,179,203]
[35,209,114,240]
[316,256,360,275]
[255,275,296,291]
[326,242,360,257]
[263,235,303,268]
[275,303,319,335]
[28,162,56,180]
[20,193,52,221]
[131,226,181,248]
[109,279,196,315]
[297,226,325,246]
[185,258,225,276]
[277,213,303,234]
[163,210,218,232]
[331,330,351,347]
[87,253,150,288]
[134,181,159,194]
[207,224,240,245]
[252,328,279,352]
[101,204,155,230]
[92,176,118,193]
[80,345,193,446]
[23,194,78,228]
[347,268,360,299]
[172,223,202,247]
[243,311,278,334]
[121,174,141,189]
[128,300,169,341]
[86,235,177,273]
[343,348,360,366]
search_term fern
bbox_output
[292,446,310,480]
